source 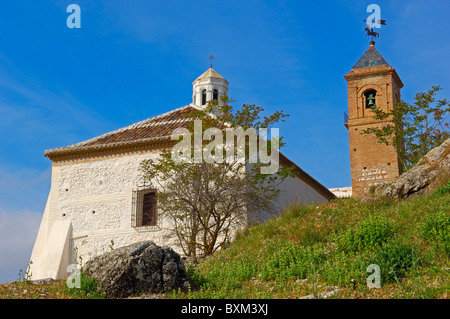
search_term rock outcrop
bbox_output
[374,138,450,199]
[83,241,189,298]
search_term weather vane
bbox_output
[206,53,216,68]
[364,18,386,43]
[363,4,387,44]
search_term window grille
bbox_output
[131,186,160,231]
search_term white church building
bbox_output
[29,67,335,280]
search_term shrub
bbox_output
[185,263,207,289]
[341,217,394,252]
[190,255,260,297]
[369,241,421,284]
[79,272,100,295]
[433,181,450,195]
[261,242,326,281]
[320,251,368,287]
[420,210,450,254]
[66,271,104,298]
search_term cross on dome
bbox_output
[206,53,217,68]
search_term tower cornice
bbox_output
[344,65,403,88]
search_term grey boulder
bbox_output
[83,241,189,298]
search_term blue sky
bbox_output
[0,0,449,283]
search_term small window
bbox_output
[133,189,158,228]
[202,89,207,105]
[213,89,219,101]
[141,192,157,226]
[364,90,377,109]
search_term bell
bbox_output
[367,94,375,107]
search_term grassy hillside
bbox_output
[172,186,450,299]
[1,185,448,299]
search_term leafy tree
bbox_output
[362,85,450,171]
[140,97,291,256]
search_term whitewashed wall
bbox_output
[246,163,329,224]
[30,149,329,280]
[30,150,184,279]
[61,151,184,263]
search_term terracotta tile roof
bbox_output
[45,105,197,159]
[44,104,335,200]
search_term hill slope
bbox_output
[1,186,448,299]
[175,186,450,299]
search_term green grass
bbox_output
[0,279,106,299]
[171,188,450,299]
[0,265,105,299]
[2,187,448,299]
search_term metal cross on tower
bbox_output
[206,53,217,68]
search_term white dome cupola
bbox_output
[192,67,229,107]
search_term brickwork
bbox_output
[344,44,404,196]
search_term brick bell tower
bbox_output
[344,41,404,196]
